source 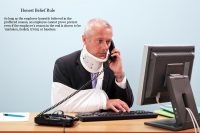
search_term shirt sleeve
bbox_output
[115,76,127,89]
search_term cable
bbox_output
[189,109,200,133]
[156,92,172,108]
[186,108,200,133]
[189,108,199,133]
[186,108,197,133]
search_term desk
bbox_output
[0,112,195,133]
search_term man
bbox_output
[51,18,133,112]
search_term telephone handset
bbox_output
[109,40,117,62]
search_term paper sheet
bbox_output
[0,112,29,122]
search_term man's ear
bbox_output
[82,35,86,44]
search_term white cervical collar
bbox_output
[80,46,109,73]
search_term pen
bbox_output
[3,113,25,117]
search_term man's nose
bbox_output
[101,41,109,50]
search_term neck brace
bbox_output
[80,46,108,73]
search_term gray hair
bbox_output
[84,18,112,37]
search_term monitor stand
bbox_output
[145,75,200,131]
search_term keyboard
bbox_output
[76,110,158,122]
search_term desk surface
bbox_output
[0,112,195,133]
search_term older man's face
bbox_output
[82,26,113,59]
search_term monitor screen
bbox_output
[137,44,200,131]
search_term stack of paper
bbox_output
[154,105,200,118]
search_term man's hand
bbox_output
[109,48,125,82]
[106,99,130,112]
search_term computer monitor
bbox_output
[137,44,200,131]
